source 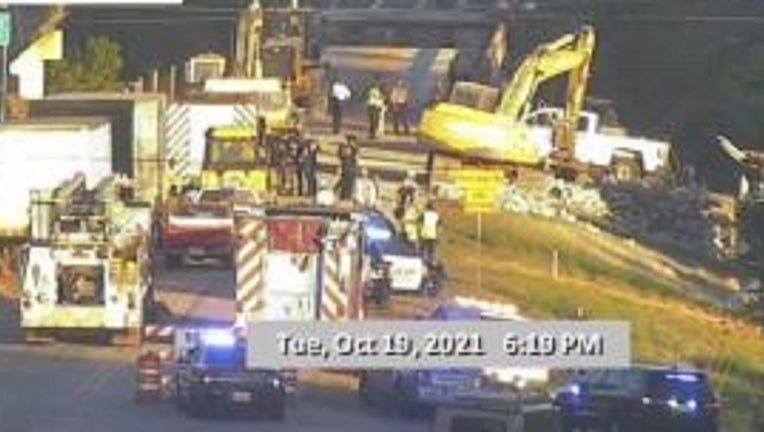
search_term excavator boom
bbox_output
[497,28,595,119]
[418,26,596,174]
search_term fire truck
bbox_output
[18,173,154,344]
[233,203,366,324]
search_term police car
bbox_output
[553,364,720,432]
[362,210,442,295]
[174,329,286,420]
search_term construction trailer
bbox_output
[27,93,166,203]
[0,117,113,245]
[19,173,154,344]
[233,204,367,324]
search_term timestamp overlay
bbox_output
[246,321,630,369]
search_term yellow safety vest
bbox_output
[403,208,419,241]
[420,210,439,240]
[368,88,385,108]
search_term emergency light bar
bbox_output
[200,329,237,347]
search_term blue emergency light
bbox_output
[200,329,237,347]
[365,226,392,241]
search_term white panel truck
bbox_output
[18,173,154,344]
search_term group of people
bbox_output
[328,75,413,140]
[395,171,441,264]
[269,135,322,198]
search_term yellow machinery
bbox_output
[236,0,318,107]
[419,26,596,175]
[201,125,270,194]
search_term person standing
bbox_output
[402,204,420,251]
[295,137,309,196]
[366,82,386,140]
[390,78,411,135]
[419,201,440,263]
[304,140,320,197]
[329,78,352,135]
[337,135,359,200]
[354,168,380,209]
[395,171,418,218]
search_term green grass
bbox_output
[439,204,764,431]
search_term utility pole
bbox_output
[0,5,11,124]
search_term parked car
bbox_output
[553,364,720,432]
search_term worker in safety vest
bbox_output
[366,82,386,140]
[419,201,440,263]
[402,204,420,250]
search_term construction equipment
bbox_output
[420,27,597,180]
[235,0,319,108]
[421,26,674,183]
[18,173,154,344]
[200,125,274,195]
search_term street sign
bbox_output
[0,12,10,47]
[451,168,505,214]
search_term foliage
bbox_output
[440,204,764,431]
[46,36,123,93]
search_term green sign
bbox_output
[0,12,10,47]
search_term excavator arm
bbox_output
[418,27,596,170]
[497,27,595,120]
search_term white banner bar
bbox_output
[247,320,631,369]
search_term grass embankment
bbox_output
[439,204,764,431]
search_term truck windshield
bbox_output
[204,138,268,168]
[56,264,105,306]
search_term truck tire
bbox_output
[611,156,643,181]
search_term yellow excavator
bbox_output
[419,26,596,178]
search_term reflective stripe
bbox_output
[321,243,348,321]
[420,211,439,240]
[235,219,267,325]
[164,104,192,179]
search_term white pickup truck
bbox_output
[525,107,673,180]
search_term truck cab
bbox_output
[174,329,286,420]
[525,107,672,180]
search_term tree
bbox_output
[46,36,123,93]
